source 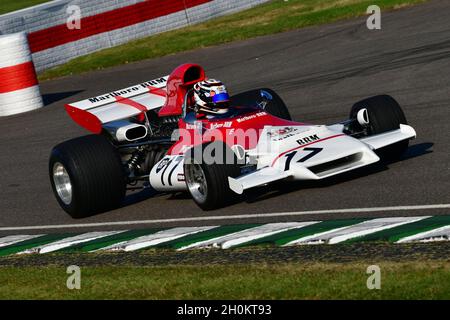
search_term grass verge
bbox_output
[0,261,449,299]
[38,0,428,81]
[0,0,50,15]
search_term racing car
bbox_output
[49,63,416,217]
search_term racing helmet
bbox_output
[193,79,230,114]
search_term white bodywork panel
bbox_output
[67,76,168,124]
[229,125,380,194]
[360,124,416,149]
[149,155,186,191]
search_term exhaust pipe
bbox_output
[103,120,148,142]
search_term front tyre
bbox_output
[351,95,409,159]
[49,135,126,218]
[184,142,242,210]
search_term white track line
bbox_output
[0,204,449,232]
[178,222,319,250]
[285,216,429,245]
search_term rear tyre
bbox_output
[184,142,242,210]
[49,135,126,218]
[231,88,292,120]
[351,95,409,159]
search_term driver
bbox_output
[191,79,230,118]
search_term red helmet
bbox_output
[193,79,230,115]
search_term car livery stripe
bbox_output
[114,96,148,113]
[167,156,183,186]
[161,158,174,186]
[148,86,167,97]
[270,134,345,167]
[114,96,148,121]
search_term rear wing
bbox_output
[65,76,168,133]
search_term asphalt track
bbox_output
[0,0,449,235]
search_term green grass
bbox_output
[1,261,449,299]
[0,0,50,15]
[39,0,428,81]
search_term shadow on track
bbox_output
[42,90,83,106]
[122,187,159,207]
[121,186,191,209]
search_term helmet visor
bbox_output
[212,92,230,104]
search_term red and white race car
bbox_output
[50,63,416,217]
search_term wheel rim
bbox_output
[185,163,208,203]
[52,162,73,205]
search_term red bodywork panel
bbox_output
[158,63,205,117]
[168,109,304,155]
[65,104,103,134]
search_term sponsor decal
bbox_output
[268,127,300,141]
[296,134,320,146]
[235,111,267,123]
[185,123,197,130]
[156,157,170,173]
[209,121,233,129]
[87,77,167,103]
[185,121,204,135]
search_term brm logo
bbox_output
[296,134,320,146]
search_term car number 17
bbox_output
[284,147,323,171]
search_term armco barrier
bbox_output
[0,33,43,116]
[0,0,270,72]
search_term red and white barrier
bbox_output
[0,0,270,72]
[0,32,43,116]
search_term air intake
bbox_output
[308,153,363,176]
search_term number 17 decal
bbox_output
[284,147,323,171]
